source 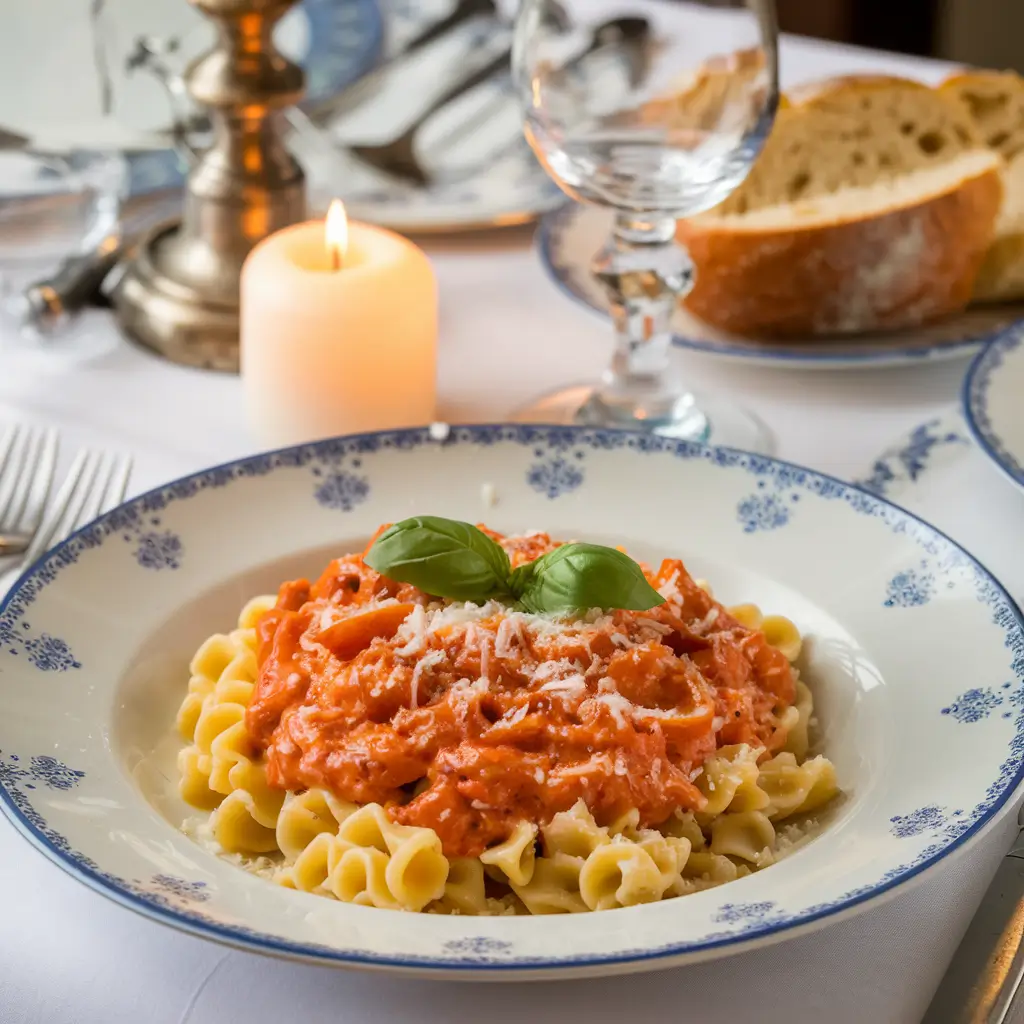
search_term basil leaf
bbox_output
[364,516,513,602]
[510,542,665,614]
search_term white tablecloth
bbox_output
[0,30,1011,1024]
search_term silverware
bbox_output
[923,827,1024,1023]
[0,449,132,591]
[0,425,59,557]
[5,188,182,338]
[350,16,653,187]
[305,0,498,122]
[350,46,514,186]
[129,0,501,141]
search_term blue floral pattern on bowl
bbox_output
[150,874,211,904]
[0,753,85,791]
[942,686,1014,724]
[0,623,80,672]
[123,517,184,571]
[884,566,936,608]
[312,465,370,512]
[736,492,792,533]
[527,448,586,499]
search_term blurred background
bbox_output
[779,0,1024,69]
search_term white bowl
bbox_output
[1,425,1022,979]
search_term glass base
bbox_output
[512,384,774,454]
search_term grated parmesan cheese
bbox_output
[503,703,530,725]
[409,650,447,709]
[657,570,681,603]
[394,605,427,657]
[593,691,633,729]
[494,616,523,659]
[636,617,672,635]
[538,674,588,700]
[479,634,491,683]
[481,482,497,507]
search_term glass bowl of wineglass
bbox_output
[512,0,779,448]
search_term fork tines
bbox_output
[16,449,133,572]
[0,423,60,542]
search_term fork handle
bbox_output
[403,0,496,56]
[0,532,30,556]
[403,47,512,141]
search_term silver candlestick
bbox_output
[113,0,307,372]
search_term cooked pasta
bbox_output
[176,528,840,914]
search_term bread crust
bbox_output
[940,69,1024,106]
[940,70,1024,302]
[677,162,1003,337]
[788,74,939,106]
[973,232,1024,302]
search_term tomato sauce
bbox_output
[245,529,796,858]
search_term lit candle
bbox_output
[241,200,438,445]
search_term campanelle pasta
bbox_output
[176,529,840,915]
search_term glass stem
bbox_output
[591,212,694,413]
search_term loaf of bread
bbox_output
[676,75,1003,337]
[940,70,1024,302]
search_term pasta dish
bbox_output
[176,522,838,915]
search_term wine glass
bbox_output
[512,0,779,448]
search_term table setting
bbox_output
[4,1,1024,1022]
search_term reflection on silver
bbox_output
[924,830,1024,1023]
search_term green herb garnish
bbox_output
[364,516,665,614]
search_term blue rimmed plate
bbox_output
[1,425,1023,978]
[963,321,1024,493]
[539,203,1024,369]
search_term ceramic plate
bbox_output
[963,322,1024,493]
[1,425,1023,977]
[539,203,1024,369]
[301,0,562,232]
[0,0,384,199]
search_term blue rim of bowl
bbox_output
[1,423,1022,972]
[536,203,1020,367]
[963,321,1024,491]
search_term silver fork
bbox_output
[0,449,132,592]
[347,15,652,187]
[0,424,60,556]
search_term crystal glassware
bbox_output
[512,0,779,448]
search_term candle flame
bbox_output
[325,198,349,271]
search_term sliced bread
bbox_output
[677,76,1002,336]
[940,70,1024,302]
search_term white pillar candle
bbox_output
[241,201,438,445]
